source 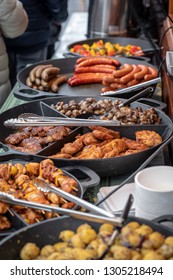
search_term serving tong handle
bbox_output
[101,77,161,96]
[32,178,114,218]
[4,116,120,129]
[98,194,134,259]
[0,192,123,226]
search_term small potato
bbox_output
[20,242,40,260]
[110,245,132,260]
[79,228,97,244]
[143,251,165,260]
[76,223,91,234]
[53,242,68,252]
[40,245,55,257]
[59,230,75,242]
[135,224,153,237]
[99,223,114,234]
[148,232,164,249]
[165,236,173,247]
[70,234,85,248]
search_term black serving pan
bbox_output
[0,153,100,197]
[38,124,173,177]
[65,37,158,60]
[0,95,170,157]
[0,209,27,241]
[0,215,173,260]
[14,57,159,100]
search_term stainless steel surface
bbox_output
[0,192,123,226]
[88,0,128,37]
[101,77,161,96]
[33,178,115,218]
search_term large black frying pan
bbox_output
[0,95,170,154]
[0,96,172,177]
[0,215,173,260]
[38,124,173,177]
[65,37,158,60]
[15,57,159,100]
[0,152,100,237]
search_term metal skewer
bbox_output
[0,192,123,226]
[32,178,115,218]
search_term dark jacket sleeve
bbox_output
[45,0,68,22]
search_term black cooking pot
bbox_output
[0,215,173,260]
[14,57,159,100]
[65,37,158,60]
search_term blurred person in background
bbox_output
[4,0,68,88]
[47,0,68,59]
[0,0,28,107]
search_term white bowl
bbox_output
[134,165,173,220]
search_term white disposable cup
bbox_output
[134,166,173,220]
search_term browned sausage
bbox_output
[134,65,149,80]
[101,87,113,93]
[144,67,158,81]
[41,67,60,81]
[29,65,44,82]
[119,64,141,84]
[113,64,133,78]
[76,57,121,68]
[68,73,107,86]
[26,77,33,87]
[102,75,115,85]
[75,66,114,74]
[127,79,140,87]
[110,83,127,90]
[35,64,53,78]
[50,75,68,92]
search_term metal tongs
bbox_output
[101,77,161,96]
[4,115,121,128]
[0,191,123,226]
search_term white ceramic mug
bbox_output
[134,165,173,220]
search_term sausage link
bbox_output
[110,83,127,90]
[127,79,140,87]
[26,77,33,88]
[134,64,149,80]
[29,65,44,82]
[76,57,120,68]
[119,64,141,84]
[144,67,158,81]
[35,64,53,78]
[102,75,114,85]
[51,75,68,92]
[113,64,133,78]
[101,86,113,93]
[75,66,114,74]
[41,67,60,81]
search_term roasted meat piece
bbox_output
[0,215,11,230]
[135,130,162,147]
[4,131,30,145]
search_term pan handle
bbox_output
[152,215,173,224]
[13,87,57,101]
[62,165,100,192]
[0,143,24,157]
[63,52,78,58]
[138,98,167,111]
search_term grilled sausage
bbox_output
[76,57,120,68]
[41,67,60,81]
[144,67,158,81]
[120,64,141,84]
[134,65,149,80]
[35,64,53,78]
[29,65,44,82]
[26,77,33,87]
[50,75,68,92]
[113,64,133,78]
[75,66,115,74]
